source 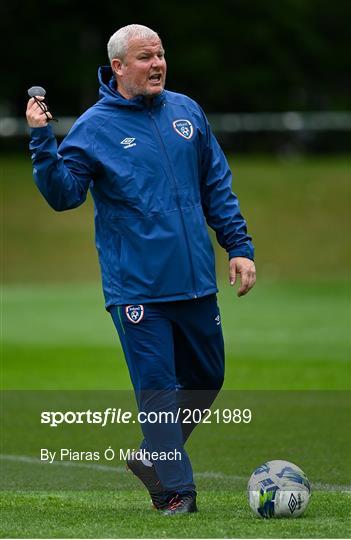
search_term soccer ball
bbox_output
[248,460,311,518]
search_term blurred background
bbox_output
[1,0,350,390]
[1,0,351,152]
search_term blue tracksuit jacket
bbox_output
[29,66,254,308]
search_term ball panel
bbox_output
[275,489,310,517]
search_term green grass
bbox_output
[2,280,349,390]
[2,155,350,283]
[1,155,350,537]
[1,281,350,537]
[1,490,350,538]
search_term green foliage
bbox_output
[2,1,351,114]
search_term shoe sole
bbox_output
[163,505,198,516]
[126,461,164,494]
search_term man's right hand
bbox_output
[26,96,52,127]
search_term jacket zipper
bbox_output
[148,111,198,299]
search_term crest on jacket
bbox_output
[173,119,194,140]
[125,305,144,324]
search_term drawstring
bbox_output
[33,96,58,123]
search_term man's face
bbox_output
[112,37,167,100]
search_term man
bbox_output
[26,24,256,515]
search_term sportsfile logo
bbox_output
[120,137,136,149]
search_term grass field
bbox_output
[1,490,350,538]
[2,280,349,390]
[1,155,350,537]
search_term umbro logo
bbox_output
[288,493,298,513]
[120,137,136,149]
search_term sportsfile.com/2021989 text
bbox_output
[40,408,252,427]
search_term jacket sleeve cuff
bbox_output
[228,244,255,261]
[30,125,53,141]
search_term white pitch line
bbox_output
[1,454,126,474]
[0,453,244,480]
[1,454,350,492]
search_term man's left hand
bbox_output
[229,257,256,297]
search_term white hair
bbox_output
[107,24,160,63]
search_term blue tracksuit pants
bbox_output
[109,294,225,495]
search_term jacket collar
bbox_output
[98,66,165,110]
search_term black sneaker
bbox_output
[126,456,168,509]
[162,492,198,515]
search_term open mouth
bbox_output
[148,74,162,83]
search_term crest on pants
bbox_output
[125,305,144,324]
[172,119,194,139]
